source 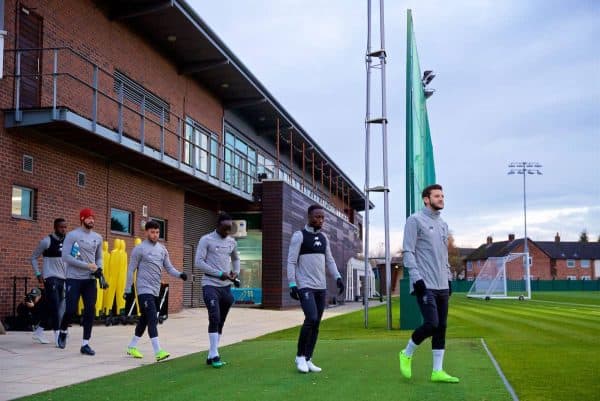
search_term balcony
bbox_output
[2,46,257,202]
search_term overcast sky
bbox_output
[192,0,600,250]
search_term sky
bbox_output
[191,0,600,250]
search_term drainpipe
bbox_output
[0,0,6,79]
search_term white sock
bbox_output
[129,335,141,348]
[432,349,445,371]
[33,326,44,336]
[208,332,219,358]
[54,331,59,343]
[82,339,89,347]
[151,337,161,354]
[404,339,418,357]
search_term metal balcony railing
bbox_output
[1,46,350,221]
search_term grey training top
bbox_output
[31,234,66,279]
[194,230,240,287]
[287,225,341,290]
[62,227,103,280]
[402,207,451,292]
[126,239,182,297]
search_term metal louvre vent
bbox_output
[77,172,86,187]
[113,70,170,122]
[23,155,33,173]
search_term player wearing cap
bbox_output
[57,208,105,355]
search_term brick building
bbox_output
[0,0,367,321]
[465,234,600,281]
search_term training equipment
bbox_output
[155,349,170,362]
[399,350,412,379]
[127,347,143,358]
[431,370,460,383]
[467,253,531,300]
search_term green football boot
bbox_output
[399,350,412,379]
[431,370,460,383]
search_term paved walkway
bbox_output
[0,302,380,400]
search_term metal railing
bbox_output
[2,46,350,220]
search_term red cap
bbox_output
[80,208,95,221]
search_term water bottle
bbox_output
[71,241,80,258]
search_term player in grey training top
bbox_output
[194,212,240,368]
[124,220,187,362]
[287,204,344,374]
[58,208,107,356]
[30,218,68,345]
[399,184,459,383]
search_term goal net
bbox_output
[467,253,531,299]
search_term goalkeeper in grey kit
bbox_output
[125,220,187,362]
[194,213,240,368]
[399,184,459,383]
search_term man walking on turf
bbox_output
[58,208,107,355]
[287,204,344,373]
[30,218,68,345]
[124,220,187,362]
[399,184,459,383]
[194,213,240,368]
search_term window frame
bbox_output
[11,185,35,220]
[110,208,133,236]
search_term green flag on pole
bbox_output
[406,9,436,218]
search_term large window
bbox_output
[566,259,576,268]
[12,185,34,219]
[466,261,473,271]
[581,260,590,268]
[150,217,167,241]
[184,118,219,176]
[257,154,275,179]
[111,208,132,235]
[224,131,256,193]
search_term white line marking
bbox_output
[480,338,519,401]
[528,299,600,308]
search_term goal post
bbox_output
[467,253,531,300]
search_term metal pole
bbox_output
[379,0,392,330]
[363,0,372,328]
[523,167,531,299]
[52,49,58,120]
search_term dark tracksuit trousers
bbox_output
[412,289,449,349]
[203,285,234,334]
[43,277,65,331]
[297,288,326,359]
[135,293,159,338]
[60,278,97,340]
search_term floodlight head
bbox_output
[537,171,542,175]
[528,170,535,174]
[424,88,435,99]
[508,163,516,168]
[422,70,436,86]
[508,171,515,175]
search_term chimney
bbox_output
[555,232,560,243]
[508,233,515,242]
[486,236,493,245]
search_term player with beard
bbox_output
[399,184,459,383]
[30,218,68,345]
[57,208,105,355]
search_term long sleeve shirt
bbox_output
[30,234,66,279]
[402,207,451,292]
[62,227,103,280]
[194,231,240,287]
[287,225,340,290]
[126,239,181,297]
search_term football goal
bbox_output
[467,253,531,300]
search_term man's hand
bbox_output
[36,275,44,285]
[413,279,426,298]
[218,272,229,281]
[228,271,238,280]
[180,272,188,281]
[93,269,109,289]
[289,286,300,300]
[448,280,452,297]
[88,263,98,272]
[336,277,345,295]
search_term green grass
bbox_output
[17,291,600,401]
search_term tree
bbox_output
[579,230,589,243]
[447,233,462,279]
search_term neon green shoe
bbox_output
[155,349,170,362]
[127,347,144,359]
[431,370,460,383]
[210,356,226,368]
[399,350,412,379]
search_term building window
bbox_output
[257,154,275,179]
[581,260,590,268]
[224,130,256,194]
[12,185,34,219]
[566,259,575,268]
[581,275,591,280]
[184,118,219,176]
[149,217,167,241]
[566,275,577,280]
[466,261,473,271]
[113,71,170,122]
[111,208,132,235]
